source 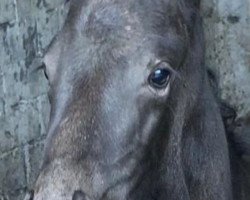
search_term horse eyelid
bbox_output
[161,63,180,81]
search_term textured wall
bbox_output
[202,0,250,118]
[0,0,67,199]
[0,1,249,199]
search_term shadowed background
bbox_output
[0,0,249,199]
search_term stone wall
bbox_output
[0,0,249,199]
[202,0,250,118]
[0,1,68,199]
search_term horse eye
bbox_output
[148,66,171,89]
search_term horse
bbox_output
[32,0,245,199]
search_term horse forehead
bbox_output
[59,2,143,56]
[88,4,134,26]
[66,1,184,45]
[69,0,180,33]
[69,1,139,31]
[83,7,140,43]
[56,0,185,75]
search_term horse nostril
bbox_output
[72,190,87,200]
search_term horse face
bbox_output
[33,1,213,199]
